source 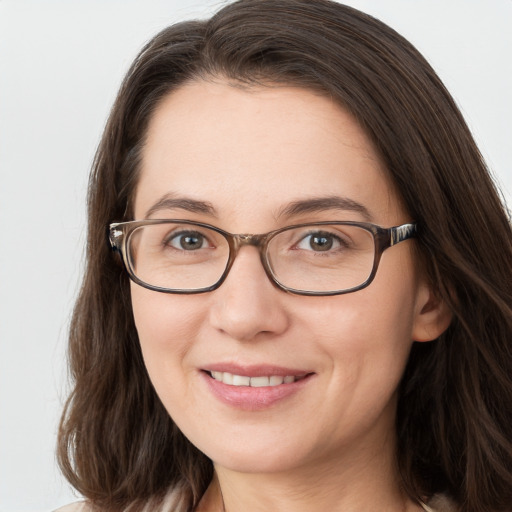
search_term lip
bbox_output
[200,363,314,411]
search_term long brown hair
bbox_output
[58,1,512,511]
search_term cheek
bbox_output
[303,251,419,398]
[307,294,414,391]
[130,284,204,394]
[301,263,417,353]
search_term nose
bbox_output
[208,246,290,342]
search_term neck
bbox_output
[199,441,421,512]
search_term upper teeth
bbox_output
[210,371,298,387]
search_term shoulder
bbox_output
[53,502,91,512]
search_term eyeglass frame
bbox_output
[109,219,418,296]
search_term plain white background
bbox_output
[0,1,510,510]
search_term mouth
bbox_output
[202,366,314,410]
[208,371,308,387]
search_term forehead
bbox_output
[135,80,404,228]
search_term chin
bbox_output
[211,452,303,475]
[192,432,318,475]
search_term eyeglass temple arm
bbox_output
[390,223,417,245]
[109,224,124,251]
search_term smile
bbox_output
[209,371,305,387]
[202,367,314,410]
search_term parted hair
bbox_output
[57,1,512,511]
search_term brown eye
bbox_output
[166,231,207,250]
[296,231,342,252]
[309,234,333,251]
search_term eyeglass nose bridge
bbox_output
[228,233,271,263]
[232,233,267,248]
[220,232,280,289]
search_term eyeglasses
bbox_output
[109,219,417,296]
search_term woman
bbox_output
[57,1,512,511]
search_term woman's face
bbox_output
[131,80,434,475]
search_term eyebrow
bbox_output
[277,196,373,221]
[145,194,217,218]
[144,193,372,222]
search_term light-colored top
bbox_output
[421,494,457,512]
[54,493,455,512]
[53,487,183,512]
[54,504,88,512]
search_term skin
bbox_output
[131,80,451,512]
